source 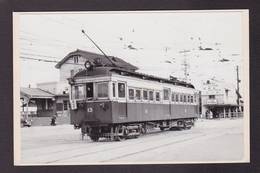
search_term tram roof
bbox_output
[73,67,195,89]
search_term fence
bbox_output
[218,112,243,118]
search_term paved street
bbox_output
[19,118,246,165]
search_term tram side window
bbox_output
[184,95,187,103]
[96,82,108,98]
[191,95,193,103]
[163,89,169,100]
[73,85,85,100]
[118,83,126,98]
[149,91,154,101]
[143,90,148,100]
[187,95,190,103]
[136,89,141,100]
[156,92,160,101]
[128,88,134,100]
[176,94,179,102]
[180,95,183,102]
[112,83,116,97]
[171,93,175,102]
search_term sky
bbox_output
[16,11,247,91]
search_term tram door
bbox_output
[169,89,172,116]
[85,83,95,120]
[163,88,171,117]
[118,82,127,117]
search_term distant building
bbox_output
[20,87,55,118]
[36,81,70,117]
[200,80,241,118]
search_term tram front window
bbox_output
[73,85,85,100]
[96,82,109,98]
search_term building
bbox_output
[36,49,138,117]
[20,87,55,118]
[36,81,70,117]
[200,80,241,118]
[55,49,138,82]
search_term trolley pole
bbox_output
[81,29,117,67]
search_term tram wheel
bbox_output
[90,135,99,142]
[114,135,125,141]
[160,127,165,131]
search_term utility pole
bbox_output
[179,50,190,82]
[236,65,241,111]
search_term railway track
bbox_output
[22,128,196,164]
[20,119,243,164]
[51,130,221,163]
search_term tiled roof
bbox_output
[55,49,138,71]
[20,87,55,99]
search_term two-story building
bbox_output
[201,80,241,118]
[36,49,138,117]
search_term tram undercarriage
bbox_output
[80,118,196,142]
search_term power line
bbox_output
[21,52,60,59]
[20,56,84,66]
[20,56,58,63]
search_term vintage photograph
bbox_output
[13,10,249,165]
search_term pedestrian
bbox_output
[50,114,57,126]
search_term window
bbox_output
[63,100,68,110]
[143,90,148,100]
[184,95,186,102]
[149,91,154,101]
[171,93,175,102]
[194,94,197,103]
[191,96,194,103]
[128,88,134,100]
[73,55,79,63]
[163,89,170,100]
[136,89,141,100]
[118,83,126,98]
[187,95,190,103]
[112,83,116,97]
[156,92,160,101]
[70,69,74,77]
[56,103,63,111]
[96,82,109,98]
[176,94,179,102]
[180,95,183,102]
[73,85,85,99]
[209,95,215,99]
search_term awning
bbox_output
[20,87,55,99]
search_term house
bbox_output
[200,80,242,118]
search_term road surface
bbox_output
[19,118,246,165]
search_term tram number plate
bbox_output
[87,107,93,112]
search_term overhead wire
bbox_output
[20,56,84,66]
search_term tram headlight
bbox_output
[84,60,93,71]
